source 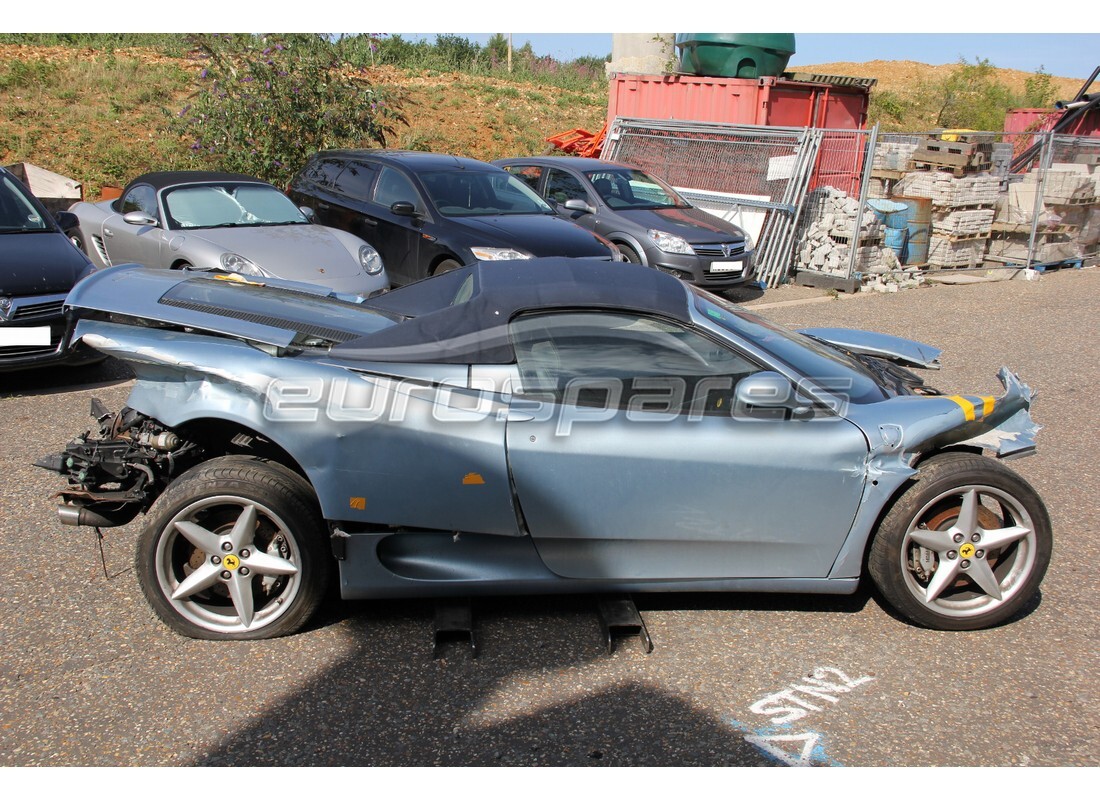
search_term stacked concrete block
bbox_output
[896,172,1000,207]
[932,208,995,237]
[873,141,919,171]
[797,187,896,275]
[928,236,988,268]
[1024,167,1096,204]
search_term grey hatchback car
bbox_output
[494,156,756,288]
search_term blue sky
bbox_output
[396,33,1099,82]
[12,4,1099,83]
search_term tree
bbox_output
[172,34,406,184]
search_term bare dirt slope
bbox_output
[0,44,1086,198]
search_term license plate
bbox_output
[0,326,50,346]
[708,262,744,274]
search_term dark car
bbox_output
[0,166,100,371]
[288,150,621,285]
[494,156,757,288]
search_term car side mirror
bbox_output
[299,205,316,221]
[122,211,158,227]
[563,199,594,214]
[734,372,814,420]
[390,201,418,217]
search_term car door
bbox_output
[101,184,167,267]
[364,165,426,283]
[503,310,871,581]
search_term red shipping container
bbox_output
[606,73,872,195]
[606,73,870,131]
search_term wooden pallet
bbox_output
[990,221,1081,235]
[931,200,997,210]
[1044,195,1098,206]
[931,230,992,242]
[909,160,989,178]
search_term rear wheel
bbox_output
[868,453,1051,630]
[136,457,331,640]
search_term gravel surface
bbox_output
[1,268,1096,767]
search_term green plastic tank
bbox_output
[675,33,796,79]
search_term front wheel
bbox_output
[619,244,642,264]
[432,258,462,276]
[136,457,331,640]
[868,453,1052,630]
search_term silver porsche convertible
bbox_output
[68,171,389,297]
[39,258,1051,639]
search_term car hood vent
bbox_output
[159,297,359,344]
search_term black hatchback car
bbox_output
[0,166,100,371]
[287,150,620,285]
[494,156,757,288]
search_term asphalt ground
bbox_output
[0,267,1096,768]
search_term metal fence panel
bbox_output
[603,118,1099,287]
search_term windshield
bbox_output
[693,289,889,404]
[583,168,689,210]
[419,170,555,217]
[162,183,309,230]
[0,175,52,233]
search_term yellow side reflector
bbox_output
[349,497,366,510]
[462,473,486,485]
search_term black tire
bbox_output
[867,452,1051,631]
[433,258,462,275]
[136,457,331,640]
[67,229,86,254]
[619,244,642,264]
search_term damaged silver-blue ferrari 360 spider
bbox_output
[39,258,1051,639]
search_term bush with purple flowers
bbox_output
[173,34,406,183]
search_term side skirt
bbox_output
[335,530,860,600]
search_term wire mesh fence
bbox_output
[602,118,1099,288]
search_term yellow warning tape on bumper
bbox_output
[947,395,977,421]
[947,395,997,421]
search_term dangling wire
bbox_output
[94,526,108,580]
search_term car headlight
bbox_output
[648,229,694,255]
[743,232,755,253]
[359,244,384,275]
[220,252,267,277]
[469,246,533,261]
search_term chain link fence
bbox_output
[602,117,1099,288]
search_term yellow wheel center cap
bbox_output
[959,543,976,559]
[222,554,241,571]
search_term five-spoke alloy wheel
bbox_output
[137,457,330,640]
[869,452,1052,630]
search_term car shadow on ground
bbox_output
[196,593,782,766]
[0,357,133,399]
[717,284,767,304]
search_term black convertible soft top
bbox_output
[122,171,267,194]
[335,258,693,364]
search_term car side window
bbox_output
[504,165,543,193]
[120,185,158,220]
[545,169,589,205]
[511,312,761,415]
[373,166,421,210]
[335,160,377,199]
[301,158,346,191]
